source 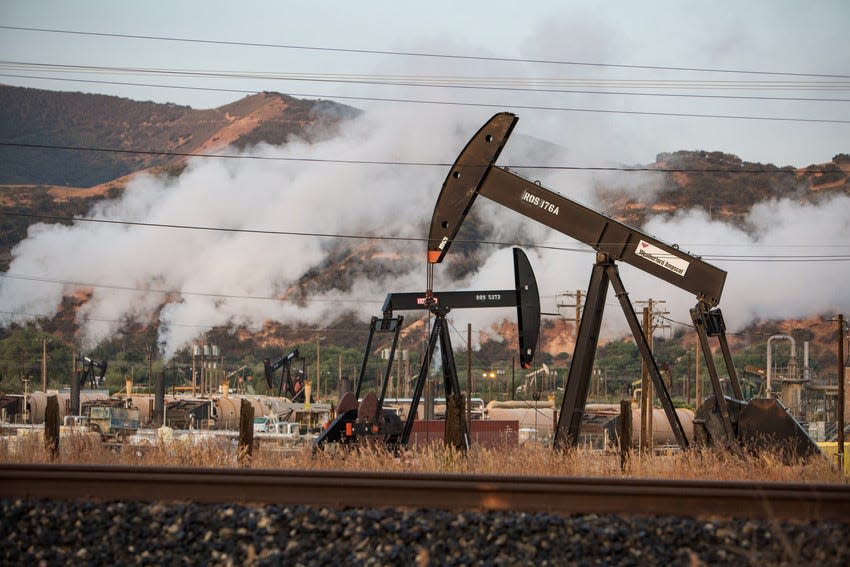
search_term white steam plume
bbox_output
[0,106,488,356]
[1,103,847,358]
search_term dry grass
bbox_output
[1,431,844,484]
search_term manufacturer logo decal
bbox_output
[635,240,690,276]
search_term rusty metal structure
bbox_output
[79,356,108,389]
[263,348,307,401]
[162,398,213,430]
[3,464,849,521]
[315,247,540,451]
[427,112,820,457]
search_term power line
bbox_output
[0,272,384,304]
[3,25,848,79]
[0,308,370,333]
[3,61,848,124]
[0,210,591,255]
[0,210,430,242]
[5,72,850,104]
[0,141,438,167]
[659,314,838,336]
[5,61,849,91]
[0,142,841,174]
[2,211,848,261]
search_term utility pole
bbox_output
[191,346,197,396]
[22,377,30,423]
[838,314,845,473]
[467,323,472,423]
[640,306,653,453]
[511,356,516,401]
[316,338,322,402]
[695,342,702,407]
[147,346,153,396]
[635,299,669,453]
[558,290,585,334]
[41,338,48,392]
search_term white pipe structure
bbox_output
[803,341,810,382]
[516,363,549,395]
[766,335,796,398]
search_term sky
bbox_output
[0,1,849,358]
[2,0,848,166]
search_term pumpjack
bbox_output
[314,247,540,451]
[80,356,108,389]
[426,112,820,457]
[263,348,310,402]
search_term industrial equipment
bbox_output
[88,406,139,441]
[426,112,819,457]
[80,356,108,389]
[516,363,550,396]
[315,247,540,451]
[83,401,139,441]
[263,348,309,401]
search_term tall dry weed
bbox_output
[0,432,844,484]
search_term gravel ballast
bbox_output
[3,498,849,566]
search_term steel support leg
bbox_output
[376,317,403,418]
[717,332,744,400]
[554,257,610,450]
[608,265,689,449]
[400,317,442,446]
[354,317,379,400]
[438,316,470,450]
[691,306,738,444]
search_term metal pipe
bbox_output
[767,335,795,398]
[803,341,810,382]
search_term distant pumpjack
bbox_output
[263,348,309,401]
[80,356,108,389]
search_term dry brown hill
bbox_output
[0,85,359,188]
[600,151,850,227]
[0,87,359,269]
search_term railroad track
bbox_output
[2,464,848,521]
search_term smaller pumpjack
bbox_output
[80,356,107,389]
[263,348,310,402]
[314,247,540,451]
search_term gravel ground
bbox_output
[2,498,849,566]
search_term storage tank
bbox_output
[599,404,695,446]
[486,400,557,434]
[214,395,265,430]
[27,391,109,423]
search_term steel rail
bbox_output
[1,464,848,521]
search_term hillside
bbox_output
[600,150,850,227]
[0,86,360,270]
[0,85,359,187]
